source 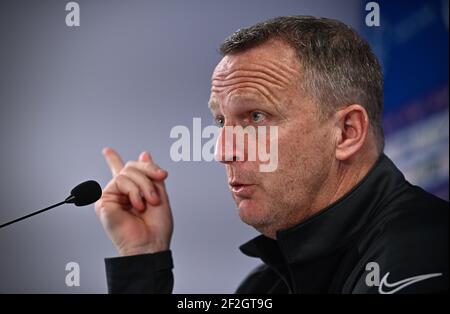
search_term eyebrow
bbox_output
[208,98,219,111]
[208,94,275,115]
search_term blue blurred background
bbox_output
[0,0,447,293]
[363,0,449,201]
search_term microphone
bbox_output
[0,180,102,229]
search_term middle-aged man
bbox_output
[94,16,449,293]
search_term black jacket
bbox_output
[104,154,449,293]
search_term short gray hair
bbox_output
[220,16,384,151]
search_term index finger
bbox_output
[102,147,124,177]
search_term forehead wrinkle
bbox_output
[210,56,299,120]
[212,83,277,106]
[214,70,286,90]
[211,76,285,95]
[213,60,299,88]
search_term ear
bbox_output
[334,104,370,161]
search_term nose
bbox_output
[214,126,242,164]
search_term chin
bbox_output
[237,199,268,227]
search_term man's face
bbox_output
[209,39,336,237]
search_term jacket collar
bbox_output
[239,153,406,267]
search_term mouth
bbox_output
[229,181,256,198]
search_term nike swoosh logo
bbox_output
[378,272,443,294]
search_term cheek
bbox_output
[255,131,303,192]
[277,128,308,166]
[280,122,333,158]
[274,126,333,182]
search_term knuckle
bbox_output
[145,162,158,173]
[120,167,130,176]
[115,173,126,183]
[147,182,154,191]
[115,175,133,191]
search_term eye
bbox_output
[251,111,265,123]
[214,116,224,127]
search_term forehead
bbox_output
[209,39,301,110]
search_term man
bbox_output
[95,16,449,293]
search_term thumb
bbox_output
[139,151,152,162]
